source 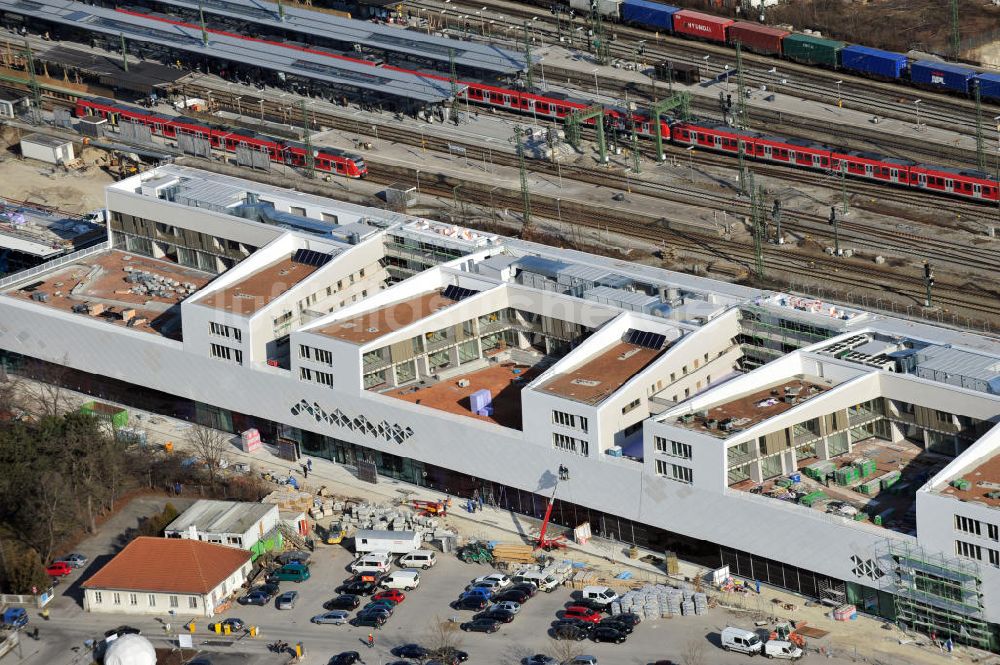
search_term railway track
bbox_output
[407,0,997,136]
[171,78,1000,321]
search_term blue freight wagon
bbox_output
[621,0,680,31]
[976,73,1000,103]
[911,60,975,94]
[840,45,908,80]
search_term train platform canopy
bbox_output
[150,0,529,76]
[38,44,187,93]
[8,0,454,104]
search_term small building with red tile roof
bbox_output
[82,536,251,617]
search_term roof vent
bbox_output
[571,378,601,387]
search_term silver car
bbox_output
[59,553,88,568]
[310,610,350,625]
[276,591,298,610]
[492,600,521,615]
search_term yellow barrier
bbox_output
[187,621,196,633]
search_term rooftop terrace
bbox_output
[196,253,324,315]
[941,453,1000,509]
[537,341,665,405]
[316,291,457,345]
[3,250,213,339]
[381,362,539,429]
[674,377,829,438]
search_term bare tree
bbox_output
[547,635,586,664]
[423,617,464,663]
[28,356,70,419]
[680,637,708,665]
[0,370,25,417]
[187,424,230,486]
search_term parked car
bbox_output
[461,587,493,600]
[563,606,603,623]
[324,594,361,611]
[391,644,430,659]
[57,553,88,568]
[598,618,634,634]
[721,627,764,655]
[565,658,598,665]
[238,590,270,606]
[351,613,386,628]
[508,583,538,598]
[473,573,511,588]
[362,600,395,615]
[496,589,530,604]
[208,618,245,632]
[46,562,72,577]
[259,582,280,597]
[276,591,298,610]
[591,626,627,643]
[0,608,27,630]
[610,612,641,627]
[357,606,392,620]
[104,626,141,639]
[569,598,610,613]
[466,579,504,592]
[453,596,489,611]
[763,640,804,660]
[551,623,589,641]
[460,618,501,633]
[311,610,350,625]
[269,565,310,583]
[491,600,521,615]
[525,656,558,665]
[277,551,311,566]
[329,653,361,665]
[429,648,468,664]
[373,589,405,604]
[338,580,379,596]
[475,608,515,623]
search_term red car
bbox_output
[563,606,602,623]
[46,562,72,577]
[373,590,405,604]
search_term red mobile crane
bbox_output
[535,479,567,551]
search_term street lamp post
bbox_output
[415,169,421,197]
[592,68,600,98]
[914,99,922,131]
[685,145,694,178]
[835,80,842,107]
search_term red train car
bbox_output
[672,10,733,44]
[727,22,790,56]
[908,164,999,202]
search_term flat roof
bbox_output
[2,249,213,340]
[537,342,664,405]
[382,361,540,429]
[316,291,457,344]
[165,500,276,535]
[197,254,323,315]
[9,0,452,104]
[22,133,71,149]
[941,454,1000,509]
[153,0,528,75]
[674,377,828,438]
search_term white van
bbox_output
[350,552,391,574]
[381,569,420,590]
[764,640,803,660]
[512,571,559,592]
[721,627,764,655]
[582,585,619,607]
[398,550,437,569]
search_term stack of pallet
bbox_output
[490,543,536,565]
[263,488,314,513]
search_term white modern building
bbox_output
[4,165,1000,649]
[164,500,281,557]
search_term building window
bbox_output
[113,592,121,605]
[189,597,198,609]
[989,548,1000,568]
[956,540,982,561]
[209,322,242,341]
[169,596,179,608]
[654,437,692,459]
[989,523,999,541]
[300,367,312,381]
[313,348,333,365]
[670,463,693,484]
[955,515,982,536]
[148,594,156,607]
[94,591,102,604]
[553,433,588,456]
[621,398,641,415]
[314,371,334,387]
[655,459,669,476]
[210,344,242,365]
[299,345,311,360]
[129,593,138,606]
[552,411,588,433]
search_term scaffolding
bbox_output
[883,541,993,650]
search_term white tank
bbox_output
[104,635,156,665]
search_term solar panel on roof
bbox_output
[292,248,333,267]
[624,328,666,350]
[442,284,478,301]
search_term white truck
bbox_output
[764,640,803,660]
[353,529,421,555]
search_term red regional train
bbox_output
[91,11,1000,203]
[75,97,368,178]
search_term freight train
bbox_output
[564,0,1000,102]
[75,97,368,178]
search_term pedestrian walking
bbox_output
[307,458,313,472]
[302,463,309,478]
[367,633,374,648]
